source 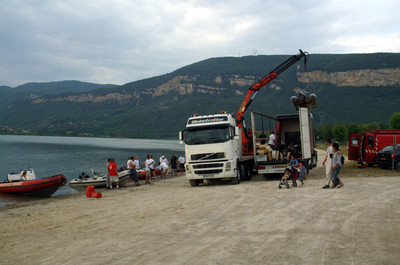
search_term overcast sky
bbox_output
[1,0,399,87]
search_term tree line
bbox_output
[317,112,400,142]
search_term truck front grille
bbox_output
[194,169,223,175]
[191,152,225,161]
[193,162,224,175]
[193,163,223,169]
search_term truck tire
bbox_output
[189,180,199,187]
[312,154,318,168]
[246,162,252,180]
[241,162,252,181]
[232,159,241,185]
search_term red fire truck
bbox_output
[348,130,400,166]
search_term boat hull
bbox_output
[0,174,67,197]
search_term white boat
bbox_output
[70,169,132,188]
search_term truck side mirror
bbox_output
[178,131,184,144]
[234,127,240,139]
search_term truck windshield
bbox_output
[185,125,231,145]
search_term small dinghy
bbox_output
[70,168,132,188]
[0,168,67,197]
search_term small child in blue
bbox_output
[288,155,299,187]
[298,161,307,187]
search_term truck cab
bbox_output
[179,113,243,186]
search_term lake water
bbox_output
[0,135,184,206]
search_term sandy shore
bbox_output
[1,152,400,265]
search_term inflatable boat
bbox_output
[0,168,67,197]
[70,169,132,188]
[69,168,161,188]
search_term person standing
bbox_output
[298,161,307,187]
[170,154,178,176]
[127,156,140,186]
[178,154,185,174]
[133,156,141,170]
[108,158,119,189]
[131,164,141,186]
[106,158,111,189]
[322,139,334,189]
[127,156,134,170]
[149,155,156,179]
[268,131,277,148]
[331,143,344,188]
[144,155,151,184]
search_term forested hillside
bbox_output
[1,52,399,139]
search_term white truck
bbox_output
[178,50,313,186]
[179,113,253,186]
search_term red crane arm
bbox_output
[236,49,307,123]
[237,49,307,155]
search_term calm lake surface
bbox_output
[0,135,184,206]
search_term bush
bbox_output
[389,113,400,129]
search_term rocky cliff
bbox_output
[298,68,400,87]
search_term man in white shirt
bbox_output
[269,132,277,147]
[178,155,185,174]
[144,155,152,184]
[127,156,134,170]
[160,160,169,178]
[133,156,140,169]
[148,155,156,179]
[322,139,334,189]
[159,155,168,165]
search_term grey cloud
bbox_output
[0,0,399,87]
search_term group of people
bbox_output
[279,155,308,188]
[279,138,345,189]
[322,139,344,189]
[105,154,186,189]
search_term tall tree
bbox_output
[366,122,380,131]
[389,112,400,129]
[333,124,348,142]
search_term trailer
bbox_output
[251,108,318,176]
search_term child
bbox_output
[298,161,307,187]
[288,155,299,187]
[331,143,344,188]
[279,168,291,188]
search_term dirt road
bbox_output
[1,168,400,265]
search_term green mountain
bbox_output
[1,53,399,138]
[0,80,117,110]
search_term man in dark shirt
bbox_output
[170,154,178,176]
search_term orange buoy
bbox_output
[86,185,95,197]
[91,192,102,198]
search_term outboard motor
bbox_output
[79,172,90,179]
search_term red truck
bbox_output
[348,130,400,166]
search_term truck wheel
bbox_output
[312,154,317,168]
[232,160,241,185]
[241,162,251,181]
[245,162,252,181]
[189,180,199,187]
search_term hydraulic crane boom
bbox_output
[237,49,308,155]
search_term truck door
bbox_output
[299,107,311,159]
[348,134,361,161]
[363,133,376,163]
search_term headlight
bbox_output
[226,162,231,171]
